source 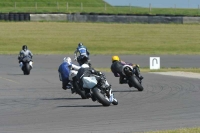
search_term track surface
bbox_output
[0,55,200,133]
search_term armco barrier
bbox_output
[66,14,184,24]
[0,13,200,24]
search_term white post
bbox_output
[198,5,200,12]
[35,2,37,11]
[149,3,151,13]
[57,2,59,10]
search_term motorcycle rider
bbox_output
[76,63,111,100]
[58,57,80,93]
[110,55,143,86]
[18,45,33,69]
[74,42,90,66]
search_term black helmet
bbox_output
[22,45,28,51]
[78,42,83,47]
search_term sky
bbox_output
[104,0,200,8]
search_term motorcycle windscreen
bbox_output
[82,76,97,89]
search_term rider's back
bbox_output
[111,61,124,75]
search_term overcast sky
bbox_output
[104,0,200,8]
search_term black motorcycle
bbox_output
[122,65,144,91]
[21,56,32,75]
[77,55,91,67]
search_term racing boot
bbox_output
[119,76,127,84]
[84,89,91,98]
[135,66,143,80]
[91,94,96,102]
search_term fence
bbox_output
[0,2,200,16]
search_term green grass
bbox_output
[0,0,200,16]
[0,22,200,55]
[143,127,200,133]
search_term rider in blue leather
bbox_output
[74,42,90,65]
[58,57,80,92]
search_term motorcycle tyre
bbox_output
[92,87,111,106]
[129,75,144,91]
[23,63,30,75]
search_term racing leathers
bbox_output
[58,62,80,91]
[111,60,143,85]
[74,46,90,65]
[18,49,33,69]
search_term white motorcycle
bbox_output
[80,73,118,106]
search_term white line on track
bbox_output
[0,76,20,84]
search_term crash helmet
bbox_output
[112,56,120,62]
[63,57,72,65]
[22,45,28,51]
[78,42,83,47]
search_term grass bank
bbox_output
[0,0,200,16]
[0,22,200,55]
[144,127,200,133]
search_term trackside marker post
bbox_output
[150,57,160,69]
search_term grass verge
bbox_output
[0,22,200,55]
[143,127,200,133]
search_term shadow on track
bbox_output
[41,98,82,100]
[7,73,24,75]
[113,89,139,92]
[57,105,103,108]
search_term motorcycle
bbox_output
[122,65,144,91]
[78,73,118,106]
[21,56,33,75]
[77,55,92,67]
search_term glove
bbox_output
[133,64,140,68]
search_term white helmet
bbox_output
[63,57,72,65]
[81,64,89,68]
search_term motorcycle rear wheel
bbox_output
[92,87,111,106]
[129,75,143,91]
[23,63,30,75]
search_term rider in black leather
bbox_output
[76,64,107,99]
[111,56,143,85]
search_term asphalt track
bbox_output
[0,55,200,133]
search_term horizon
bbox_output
[104,0,200,8]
